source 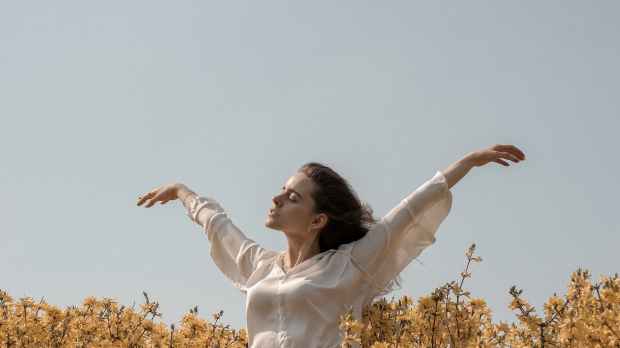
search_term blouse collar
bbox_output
[276,249,331,274]
[275,245,352,275]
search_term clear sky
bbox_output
[2,1,618,330]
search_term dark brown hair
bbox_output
[298,162,377,252]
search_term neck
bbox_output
[284,234,320,269]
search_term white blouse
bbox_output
[184,170,453,348]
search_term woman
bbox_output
[137,144,525,347]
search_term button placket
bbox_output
[277,274,286,330]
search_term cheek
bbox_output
[281,206,312,224]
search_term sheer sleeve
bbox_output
[350,170,453,299]
[185,195,276,293]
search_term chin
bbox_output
[265,218,282,230]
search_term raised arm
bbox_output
[350,170,453,298]
[443,144,526,189]
[176,184,222,229]
[351,144,526,298]
[137,183,277,293]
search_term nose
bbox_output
[272,195,282,208]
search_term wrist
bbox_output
[461,153,477,168]
[175,184,192,201]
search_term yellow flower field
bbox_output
[2,244,618,347]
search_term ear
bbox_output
[311,213,328,231]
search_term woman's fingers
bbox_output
[136,194,149,206]
[137,189,158,207]
[144,193,162,208]
[493,158,510,166]
[137,184,178,208]
[494,144,526,160]
[497,151,521,163]
[470,144,526,168]
[491,149,525,167]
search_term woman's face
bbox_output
[265,171,326,237]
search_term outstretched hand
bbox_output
[136,183,182,208]
[466,144,526,167]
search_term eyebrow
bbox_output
[282,186,303,200]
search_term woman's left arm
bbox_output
[443,144,526,189]
[351,144,526,296]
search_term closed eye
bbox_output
[281,186,301,201]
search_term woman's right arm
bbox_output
[137,182,220,228]
[137,183,277,292]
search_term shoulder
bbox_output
[335,242,355,255]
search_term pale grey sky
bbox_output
[2,1,618,330]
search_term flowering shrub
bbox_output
[0,291,247,347]
[1,244,618,347]
[339,244,620,348]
